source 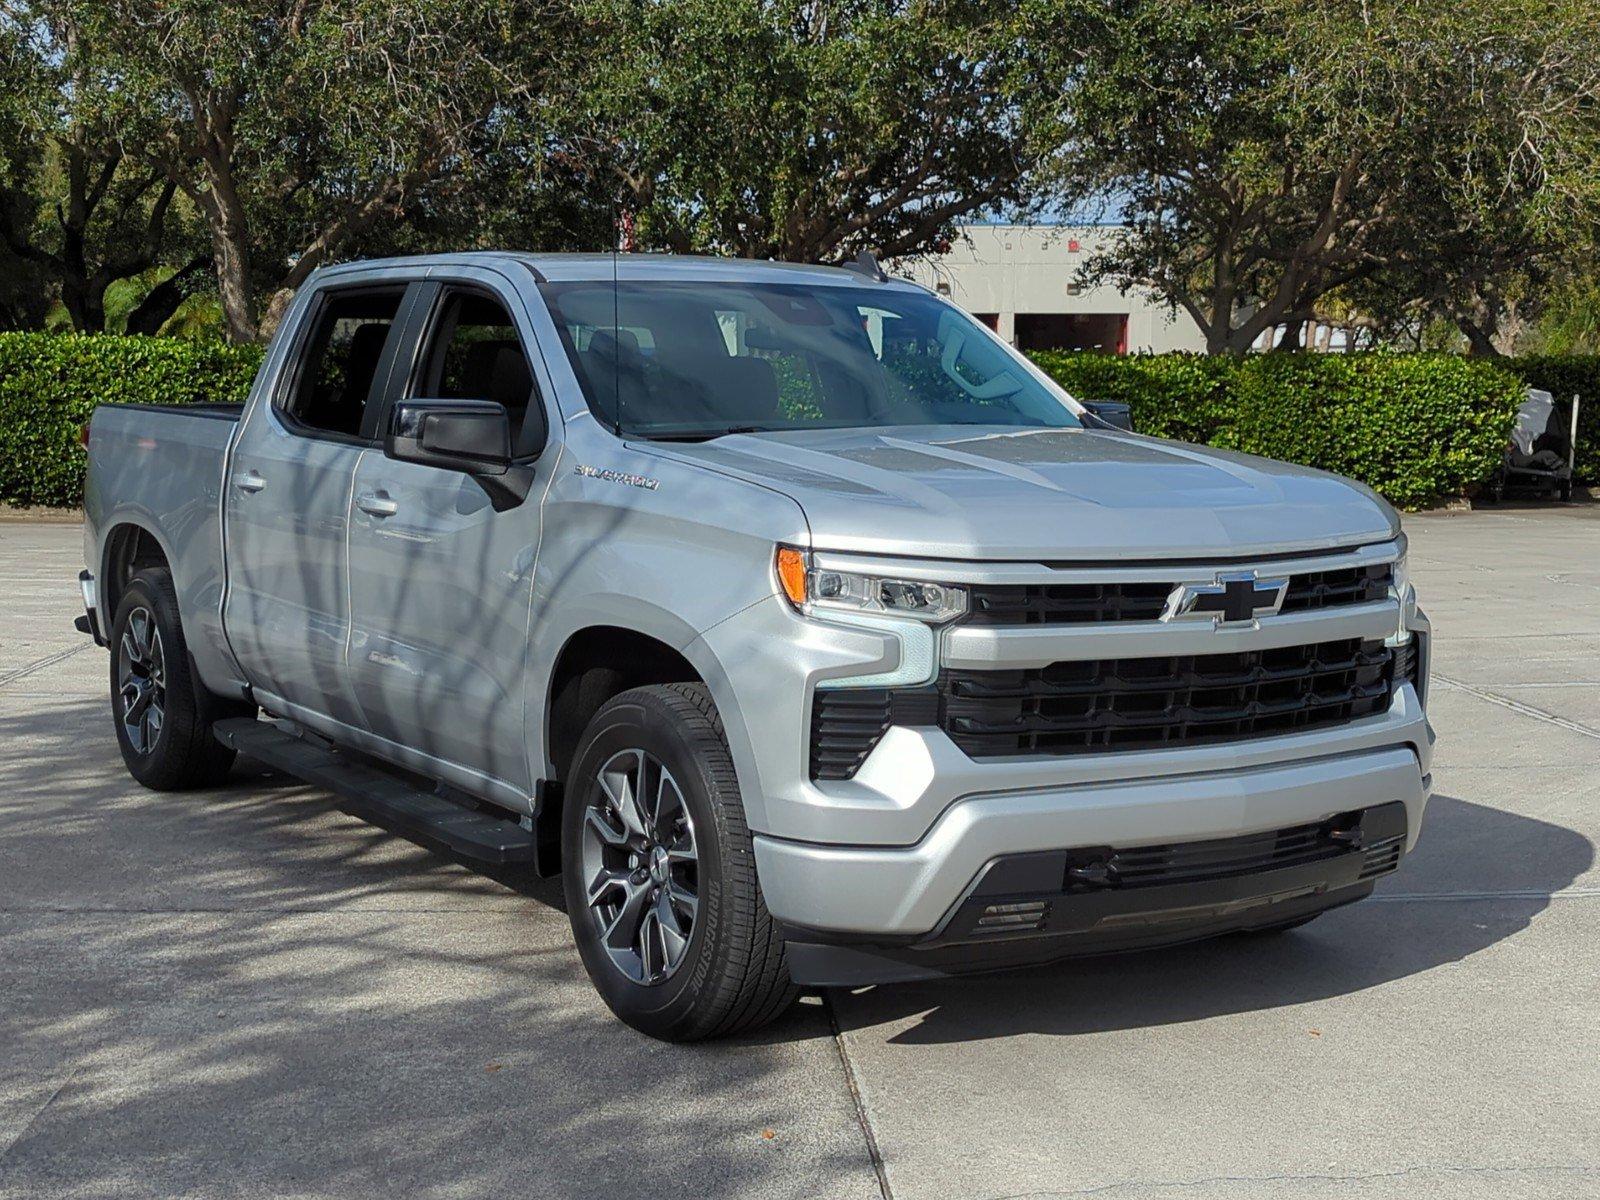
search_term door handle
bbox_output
[356,490,399,517]
[234,469,267,493]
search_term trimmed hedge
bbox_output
[1031,351,1527,509]
[0,333,264,508]
[0,333,1583,510]
[1501,355,1600,485]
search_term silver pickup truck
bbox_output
[79,253,1432,1040]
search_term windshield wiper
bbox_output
[636,425,777,443]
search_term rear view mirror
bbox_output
[386,399,511,476]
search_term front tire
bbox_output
[561,684,797,1041]
[109,568,246,790]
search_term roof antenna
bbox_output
[842,246,887,283]
[610,204,624,437]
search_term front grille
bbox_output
[1074,813,1369,890]
[1279,565,1393,613]
[965,564,1391,626]
[941,637,1394,759]
[809,639,1396,779]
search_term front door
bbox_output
[223,284,410,728]
[346,276,555,794]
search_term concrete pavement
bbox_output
[1,509,1596,1198]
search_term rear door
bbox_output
[345,269,558,795]
[223,283,414,727]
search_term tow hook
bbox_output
[1324,819,1366,851]
[1065,855,1120,889]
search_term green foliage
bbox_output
[1520,275,1600,355]
[566,0,1053,261]
[1502,356,1600,483]
[0,333,263,507]
[1041,0,1600,354]
[1031,351,1526,508]
[2,335,1580,510]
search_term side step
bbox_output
[213,718,537,864]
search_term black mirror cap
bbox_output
[387,399,512,475]
[1079,399,1134,432]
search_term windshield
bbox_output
[538,279,1081,440]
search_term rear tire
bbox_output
[109,568,249,790]
[561,683,797,1041]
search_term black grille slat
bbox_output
[1360,837,1405,879]
[941,639,1394,759]
[968,582,1173,625]
[1089,817,1362,889]
[965,565,1391,626]
[811,640,1396,779]
[810,691,893,780]
[809,687,941,780]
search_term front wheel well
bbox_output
[546,627,703,786]
[538,627,703,875]
[102,524,170,622]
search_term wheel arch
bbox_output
[544,625,704,791]
[100,520,175,626]
[536,622,746,876]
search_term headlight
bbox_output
[1391,537,1412,603]
[1387,536,1416,645]
[775,547,967,624]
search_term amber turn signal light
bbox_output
[775,547,807,607]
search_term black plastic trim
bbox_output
[782,802,1408,986]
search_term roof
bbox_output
[315,251,921,289]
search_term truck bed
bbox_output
[82,401,244,692]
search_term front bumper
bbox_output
[757,740,1428,942]
[780,798,1413,986]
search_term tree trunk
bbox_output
[210,224,256,342]
[195,166,257,342]
[59,278,105,333]
[1275,318,1305,351]
[126,254,211,335]
[258,288,298,342]
[1459,319,1501,357]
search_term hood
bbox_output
[655,425,1398,561]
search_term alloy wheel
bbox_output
[580,748,700,984]
[118,606,166,756]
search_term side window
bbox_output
[416,291,542,454]
[286,290,405,437]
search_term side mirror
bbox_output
[386,399,511,476]
[1080,399,1134,432]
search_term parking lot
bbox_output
[1,508,1597,1200]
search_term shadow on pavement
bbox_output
[830,792,1593,1045]
[0,696,863,1200]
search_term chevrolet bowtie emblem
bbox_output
[1161,572,1289,625]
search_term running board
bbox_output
[213,718,537,864]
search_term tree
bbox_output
[0,3,195,331]
[557,0,1060,262]
[70,0,569,341]
[1521,268,1600,355]
[1045,0,1600,355]
[1369,0,1600,355]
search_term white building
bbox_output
[900,224,1207,354]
